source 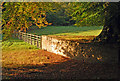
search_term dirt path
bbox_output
[2,48,119,79]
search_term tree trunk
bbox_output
[94,2,120,44]
[93,2,120,65]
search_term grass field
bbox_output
[27,26,103,36]
[27,26,103,40]
[2,37,39,51]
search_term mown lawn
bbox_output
[2,38,39,51]
[27,26,103,36]
[2,38,39,67]
[27,26,103,40]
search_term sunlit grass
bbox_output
[2,37,40,68]
[27,26,103,36]
[27,26,103,40]
[2,37,39,51]
[54,29,103,36]
[2,38,41,68]
[2,50,42,68]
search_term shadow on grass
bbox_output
[2,59,119,79]
[2,42,120,79]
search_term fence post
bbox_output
[22,32,23,40]
[30,34,32,45]
[27,34,28,44]
[23,33,25,41]
[36,36,39,48]
[25,33,27,42]
[34,35,36,45]
[40,36,42,49]
[39,36,41,48]
[24,33,27,42]
[27,34,30,43]
[32,34,34,45]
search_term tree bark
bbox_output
[94,2,120,44]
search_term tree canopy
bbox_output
[2,2,53,40]
[2,2,120,43]
[67,2,107,26]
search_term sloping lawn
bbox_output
[27,26,103,41]
[2,38,39,51]
[27,26,103,36]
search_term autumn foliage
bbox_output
[2,2,52,40]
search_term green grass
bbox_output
[27,26,103,36]
[2,37,39,51]
[2,26,103,50]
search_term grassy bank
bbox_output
[2,37,39,68]
[2,37,39,51]
[27,26,103,36]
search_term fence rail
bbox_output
[14,31,42,48]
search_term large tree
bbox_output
[95,2,120,43]
[69,2,120,43]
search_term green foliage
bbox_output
[46,11,70,26]
[2,2,52,40]
[68,2,106,26]
[46,2,74,26]
[2,2,75,40]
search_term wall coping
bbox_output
[43,35,97,43]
